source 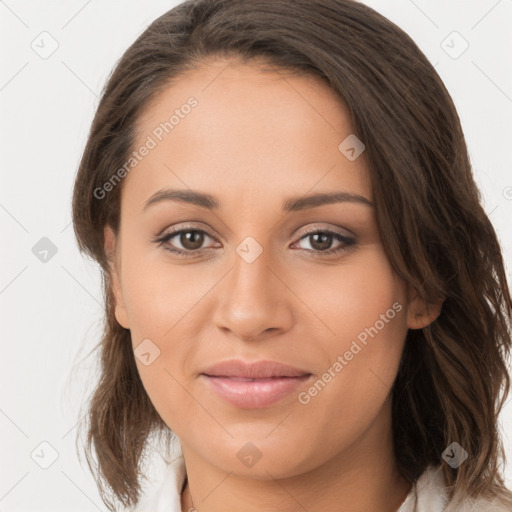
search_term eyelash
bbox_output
[153,225,357,258]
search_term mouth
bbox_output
[200,359,312,408]
[201,374,312,408]
[201,358,311,378]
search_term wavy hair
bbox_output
[71,0,512,510]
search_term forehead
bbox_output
[122,58,372,214]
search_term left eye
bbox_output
[293,230,355,253]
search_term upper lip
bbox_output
[201,359,311,379]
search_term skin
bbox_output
[104,57,442,512]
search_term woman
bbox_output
[72,0,512,510]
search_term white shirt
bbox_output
[128,437,509,512]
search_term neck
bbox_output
[180,403,411,512]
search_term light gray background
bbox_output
[1,1,511,510]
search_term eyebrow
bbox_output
[143,188,374,212]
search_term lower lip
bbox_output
[201,374,311,409]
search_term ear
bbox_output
[405,283,444,330]
[104,224,130,329]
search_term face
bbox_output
[105,58,439,480]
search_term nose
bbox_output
[212,246,294,342]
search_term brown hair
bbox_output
[71,0,512,510]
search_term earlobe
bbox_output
[406,284,444,330]
[103,225,130,329]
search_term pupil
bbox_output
[181,231,203,250]
[311,233,331,251]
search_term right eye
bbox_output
[154,227,221,257]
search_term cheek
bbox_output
[120,261,203,429]
[290,246,408,427]
[121,247,208,340]
[292,244,408,352]
[292,246,408,435]
[118,247,217,421]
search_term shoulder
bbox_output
[405,465,511,512]
[127,443,187,512]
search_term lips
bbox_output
[200,359,312,409]
[201,359,311,379]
